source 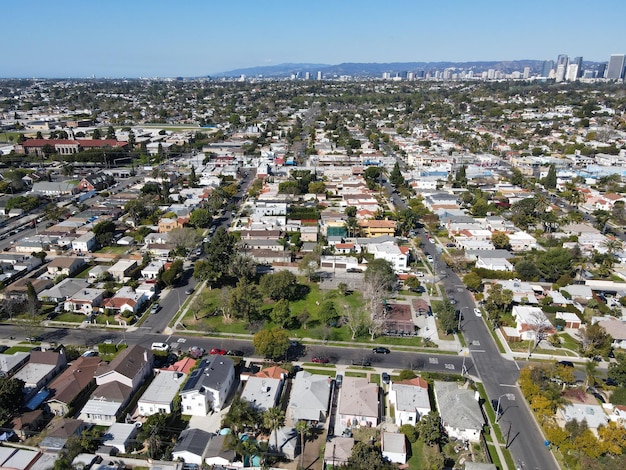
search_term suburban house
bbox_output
[47,257,85,277]
[107,259,137,283]
[434,381,485,442]
[78,381,133,425]
[71,232,97,253]
[172,428,212,465]
[358,219,396,238]
[158,217,185,233]
[64,288,106,315]
[366,241,409,272]
[337,376,379,429]
[180,355,235,416]
[204,434,237,467]
[0,351,30,377]
[103,286,145,315]
[7,410,45,440]
[13,350,68,400]
[288,371,332,422]
[475,255,514,272]
[511,306,554,341]
[240,376,283,412]
[137,370,187,416]
[94,345,154,391]
[388,377,431,426]
[38,418,90,453]
[77,173,114,192]
[140,260,166,280]
[592,316,626,349]
[101,423,138,454]
[381,431,407,464]
[559,403,609,436]
[507,231,538,251]
[46,355,101,416]
[39,278,90,303]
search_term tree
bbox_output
[253,327,290,360]
[0,377,25,422]
[229,279,261,323]
[93,219,116,247]
[453,164,467,188]
[515,258,540,281]
[189,208,212,228]
[298,251,319,281]
[159,259,183,287]
[167,227,200,254]
[390,161,404,187]
[436,297,457,334]
[536,247,573,282]
[597,421,626,456]
[106,126,116,140]
[346,441,395,470]
[491,231,511,250]
[228,254,257,282]
[608,355,626,387]
[308,181,326,194]
[263,407,285,455]
[463,271,482,292]
[270,299,292,327]
[203,227,237,284]
[580,323,613,358]
[222,396,260,435]
[92,128,101,140]
[418,411,447,447]
[364,259,395,292]
[295,420,313,469]
[259,270,297,301]
[344,308,368,340]
[543,164,557,189]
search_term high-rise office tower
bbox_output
[597,63,607,78]
[541,60,555,78]
[566,57,583,81]
[523,67,531,79]
[555,54,569,82]
[606,54,625,79]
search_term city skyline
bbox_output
[3,0,626,78]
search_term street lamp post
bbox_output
[496,393,515,422]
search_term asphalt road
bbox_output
[382,172,557,469]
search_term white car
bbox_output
[474,308,482,317]
[429,238,435,244]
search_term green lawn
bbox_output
[95,245,131,255]
[180,278,369,342]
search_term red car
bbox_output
[209,348,227,355]
[312,356,329,364]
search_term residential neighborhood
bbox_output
[0,73,626,470]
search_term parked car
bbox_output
[373,347,390,354]
[150,303,160,314]
[336,374,343,386]
[188,346,205,358]
[226,350,244,357]
[312,356,329,364]
[184,288,194,295]
[382,372,390,384]
[209,348,226,355]
[351,358,372,367]
[346,268,363,273]
[474,308,482,317]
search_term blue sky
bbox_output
[4,0,625,78]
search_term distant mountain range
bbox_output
[211,60,604,79]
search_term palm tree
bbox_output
[602,238,623,270]
[584,361,599,391]
[263,407,285,455]
[295,420,312,469]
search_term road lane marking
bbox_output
[429,357,439,364]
